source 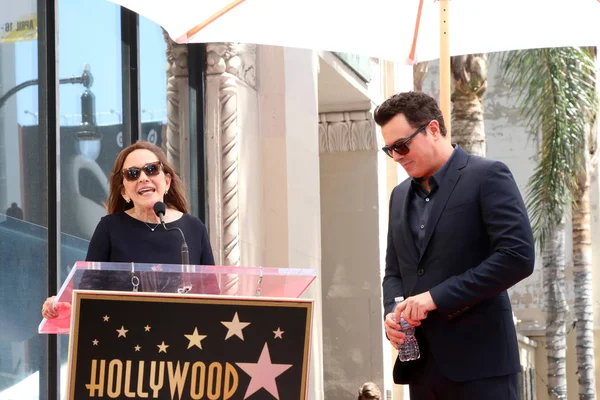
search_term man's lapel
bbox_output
[399,184,420,263]
[418,147,468,263]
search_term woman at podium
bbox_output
[42,141,217,319]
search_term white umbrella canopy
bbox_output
[107,0,600,63]
[108,0,600,136]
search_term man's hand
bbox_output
[395,291,437,326]
[384,312,406,349]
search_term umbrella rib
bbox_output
[408,0,425,64]
[180,0,247,42]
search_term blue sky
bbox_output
[15,0,167,126]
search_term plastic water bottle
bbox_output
[393,296,420,362]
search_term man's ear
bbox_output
[429,120,441,138]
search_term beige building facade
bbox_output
[200,43,408,399]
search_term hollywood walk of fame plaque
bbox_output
[66,290,312,400]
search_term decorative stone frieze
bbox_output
[206,43,256,88]
[319,110,377,153]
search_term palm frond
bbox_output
[500,47,597,247]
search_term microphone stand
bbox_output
[156,213,192,294]
[175,229,191,294]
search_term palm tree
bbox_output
[573,122,597,400]
[572,47,598,400]
[450,54,488,156]
[413,61,429,92]
[501,47,597,400]
[413,55,488,157]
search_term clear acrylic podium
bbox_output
[39,261,317,334]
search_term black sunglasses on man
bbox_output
[381,123,429,158]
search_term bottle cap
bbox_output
[399,319,413,328]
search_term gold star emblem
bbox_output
[273,327,284,339]
[157,341,169,353]
[103,315,110,322]
[92,339,99,346]
[134,345,141,352]
[144,325,151,332]
[116,326,128,338]
[221,312,251,340]
[184,327,207,350]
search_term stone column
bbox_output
[205,43,257,294]
[318,110,385,399]
[260,46,323,399]
[163,31,190,186]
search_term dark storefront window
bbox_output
[58,0,122,244]
[0,0,205,398]
[56,0,123,396]
[140,15,167,132]
[0,0,49,397]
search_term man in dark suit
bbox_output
[374,91,535,399]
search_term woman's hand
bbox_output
[42,296,72,320]
[42,296,58,319]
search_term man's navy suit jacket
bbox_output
[383,145,535,384]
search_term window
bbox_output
[0,0,50,397]
[0,1,205,397]
[58,0,122,243]
[57,0,123,394]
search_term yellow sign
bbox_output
[1,13,37,43]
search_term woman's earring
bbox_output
[165,188,169,196]
[124,197,131,203]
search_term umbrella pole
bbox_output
[439,0,451,139]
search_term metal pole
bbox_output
[439,0,451,139]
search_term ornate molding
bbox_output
[205,42,262,294]
[163,30,189,176]
[206,43,256,88]
[319,111,377,153]
[217,74,241,269]
[206,42,258,270]
[208,73,241,295]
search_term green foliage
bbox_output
[500,47,597,247]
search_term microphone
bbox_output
[153,201,189,265]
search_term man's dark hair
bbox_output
[373,91,446,136]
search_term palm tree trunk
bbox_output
[544,222,569,399]
[413,61,429,92]
[573,120,597,399]
[573,182,596,400]
[450,54,487,156]
[573,46,597,400]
